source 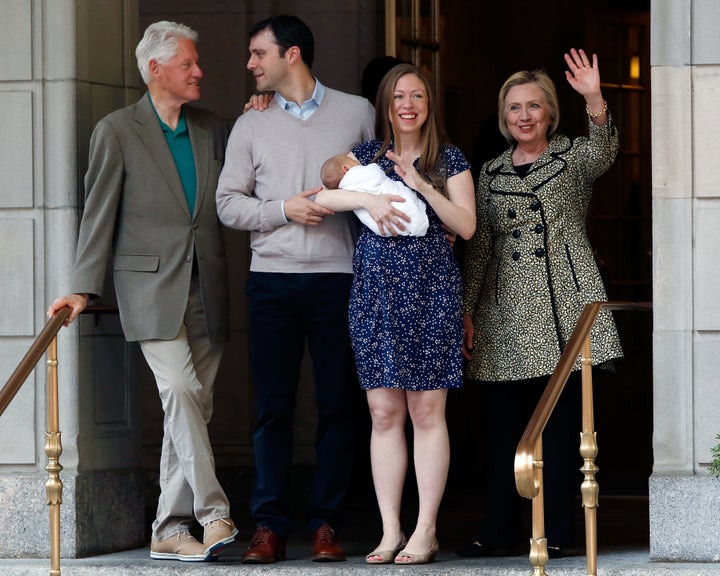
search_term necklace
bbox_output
[515,142,548,165]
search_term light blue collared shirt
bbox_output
[275,79,326,221]
[275,78,325,120]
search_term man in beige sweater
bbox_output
[216,14,376,565]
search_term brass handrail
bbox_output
[1,305,118,576]
[0,307,71,418]
[0,306,70,576]
[514,300,652,576]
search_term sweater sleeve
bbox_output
[216,113,288,232]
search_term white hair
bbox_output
[135,21,198,85]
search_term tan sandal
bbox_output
[365,533,407,564]
[394,539,439,564]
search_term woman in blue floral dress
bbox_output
[316,63,475,564]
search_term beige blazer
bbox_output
[71,95,229,344]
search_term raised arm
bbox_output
[386,150,476,240]
[564,48,608,127]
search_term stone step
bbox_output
[3,546,719,575]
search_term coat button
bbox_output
[512,229,521,239]
[507,208,517,219]
[185,256,192,263]
[530,200,540,211]
[512,251,521,261]
[535,247,546,257]
[535,224,544,233]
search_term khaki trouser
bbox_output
[140,275,230,540]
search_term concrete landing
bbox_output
[3,545,720,576]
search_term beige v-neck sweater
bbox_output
[216,87,375,273]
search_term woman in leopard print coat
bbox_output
[458,49,622,557]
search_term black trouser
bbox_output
[245,271,356,539]
[473,373,582,549]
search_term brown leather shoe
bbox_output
[241,526,286,564]
[311,523,345,562]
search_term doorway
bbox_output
[385,0,653,548]
[131,0,653,549]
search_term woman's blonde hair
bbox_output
[497,69,560,144]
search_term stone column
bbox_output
[650,0,720,562]
[0,0,144,558]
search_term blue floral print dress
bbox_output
[349,139,470,391]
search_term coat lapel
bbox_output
[486,149,530,197]
[186,109,210,221]
[522,135,572,192]
[134,96,192,221]
[487,135,572,197]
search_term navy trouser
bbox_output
[245,272,356,539]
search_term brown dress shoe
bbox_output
[241,526,286,564]
[311,523,345,562]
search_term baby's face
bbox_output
[344,158,360,171]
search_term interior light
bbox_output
[630,55,640,80]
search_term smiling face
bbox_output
[247,28,290,92]
[504,83,551,147]
[388,73,429,136]
[151,37,202,104]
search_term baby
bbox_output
[320,154,429,237]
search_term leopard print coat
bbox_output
[462,118,623,382]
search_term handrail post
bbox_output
[0,307,73,574]
[580,334,599,576]
[45,335,63,576]
[528,437,549,576]
[514,301,651,576]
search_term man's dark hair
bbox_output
[249,14,314,69]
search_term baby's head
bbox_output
[320,154,360,189]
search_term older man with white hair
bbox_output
[48,21,236,562]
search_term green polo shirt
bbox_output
[148,93,197,215]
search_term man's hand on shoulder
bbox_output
[283,188,334,226]
[243,92,274,113]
